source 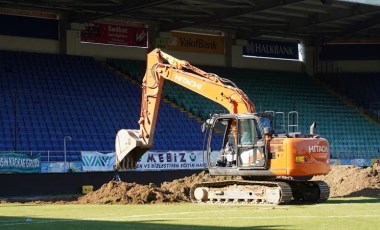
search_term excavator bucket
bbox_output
[115,129,150,169]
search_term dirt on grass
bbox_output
[313,164,380,198]
[77,164,380,204]
[77,171,237,204]
[2,165,380,204]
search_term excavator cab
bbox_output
[205,113,274,175]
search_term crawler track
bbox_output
[276,179,330,203]
[190,180,293,205]
[190,179,330,205]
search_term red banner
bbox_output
[81,22,147,47]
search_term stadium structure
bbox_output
[0,0,379,196]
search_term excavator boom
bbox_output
[116,48,255,169]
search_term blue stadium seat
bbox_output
[1,50,380,162]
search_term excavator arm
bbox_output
[115,48,255,169]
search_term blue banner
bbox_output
[0,152,41,173]
[41,161,83,173]
[243,39,299,60]
[81,151,116,172]
[340,159,372,167]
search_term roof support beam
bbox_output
[159,0,307,31]
[328,14,380,41]
[237,3,379,39]
[74,0,177,23]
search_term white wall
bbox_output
[11,30,374,76]
[0,30,308,74]
[2,30,378,75]
[79,42,148,60]
[66,30,81,56]
[0,35,60,54]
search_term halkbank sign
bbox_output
[243,39,299,60]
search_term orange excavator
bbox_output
[115,48,330,204]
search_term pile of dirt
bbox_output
[313,164,380,198]
[79,165,380,204]
[77,181,175,204]
[77,171,238,204]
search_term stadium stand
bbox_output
[1,50,379,161]
[0,50,205,161]
[108,59,380,159]
[318,72,380,118]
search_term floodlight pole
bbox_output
[64,136,72,162]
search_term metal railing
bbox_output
[0,150,115,162]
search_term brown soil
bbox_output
[77,165,380,204]
[313,164,380,198]
[77,171,238,204]
[2,165,380,204]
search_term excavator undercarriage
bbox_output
[190,179,329,205]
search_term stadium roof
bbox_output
[1,0,380,44]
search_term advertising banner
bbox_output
[158,32,225,54]
[81,150,206,172]
[41,161,82,173]
[134,150,207,171]
[81,151,116,172]
[0,152,41,173]
[329,159,341,165]
[340,159,372,167]
[81,22,148,47]
[243,39,299,60]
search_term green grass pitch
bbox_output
[1,197,380,230]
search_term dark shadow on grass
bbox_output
[326,188,380,204]
[0,216,289,230]
[0,195,80,204]
[343,188,380,198]
[326,196,380,204]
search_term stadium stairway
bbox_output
[318,72,380,120]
